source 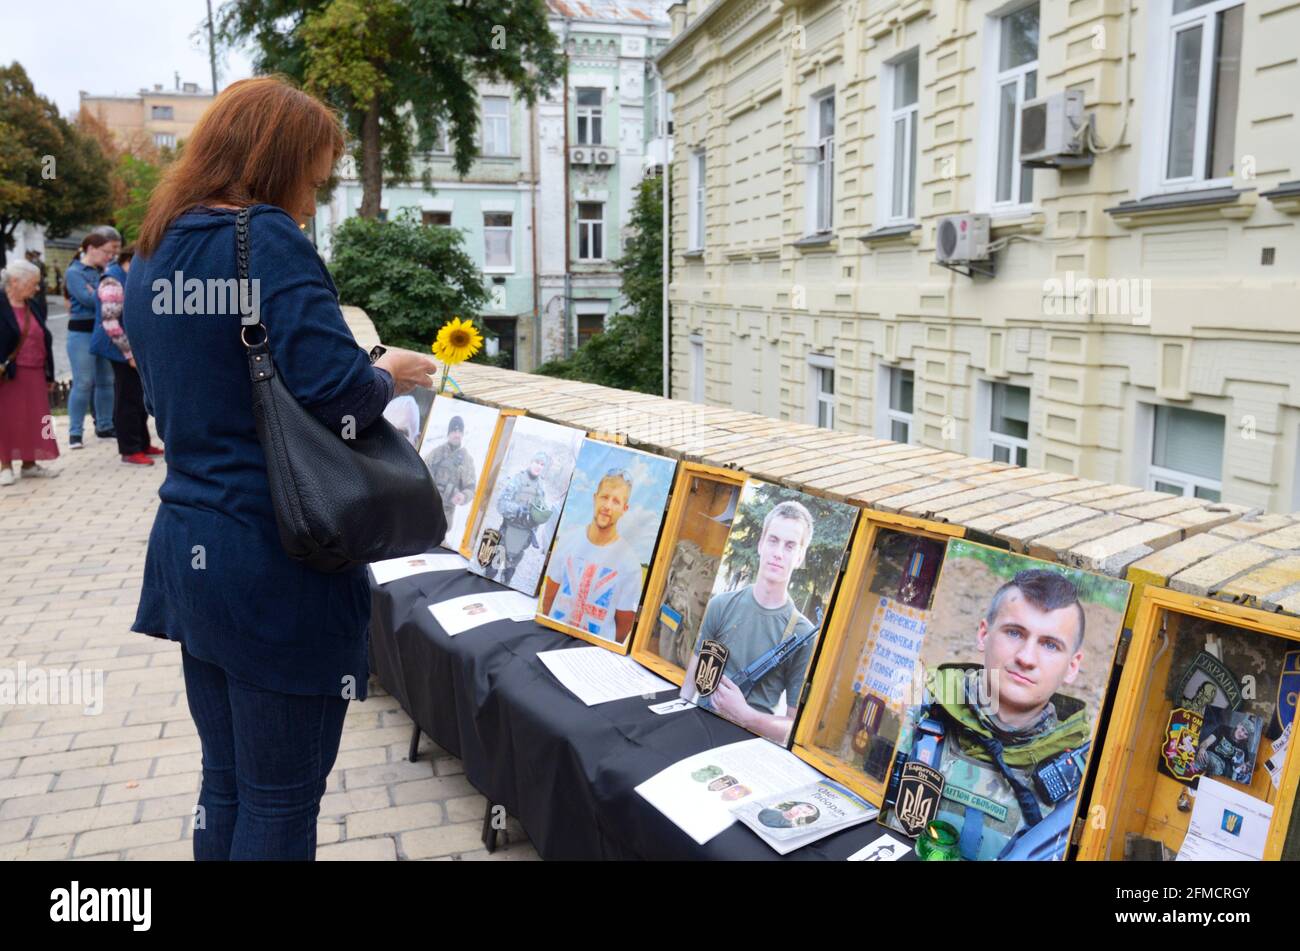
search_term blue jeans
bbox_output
[180,645,349,860]
[66,330,115,438]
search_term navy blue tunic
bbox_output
[124,205,381,699]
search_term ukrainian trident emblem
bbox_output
[694,640,730,697]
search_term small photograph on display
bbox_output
[1196,709,1265,786]
[879,539,1131,861]
[418,396,501,551]
[467,415,584,596]
[679,480,858,747]
[539,439,677,651]
[381,386,435,449]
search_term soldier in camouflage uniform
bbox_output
[423,415,477,531]
[884,569,1093,860]
[488,450,554,586]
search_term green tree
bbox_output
[0,62,112,251]
[536,172,665,393]
[219,0,565,218]
[328,209,490,350]
[112,154,165,245]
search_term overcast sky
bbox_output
[0,0,256,116]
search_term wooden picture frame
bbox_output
[873,538,1133,860]
[792,510,965,807]
[630,462,748,682]
[534,439,679,654]
[416,395,506,554]
[1078,587,1300,861]
[458,407,525,559]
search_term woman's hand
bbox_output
[373,348,439,396]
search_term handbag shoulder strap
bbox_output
[235,207,274,383]
[3,303,32,369]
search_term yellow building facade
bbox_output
[80,82,213,152]
[658,0,1300,512]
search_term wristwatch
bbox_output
[368,345,388,364]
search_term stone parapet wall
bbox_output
[447,361,1300,616]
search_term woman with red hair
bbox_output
[125,76,437,861]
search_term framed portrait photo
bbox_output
[535,439,678,653]
[792,510,965,807]
[465,414,585,596]
[678,480,860,748]
[631,463,748,685]
[1080,588,1300,862]
[417,396,503,553]
[381,386,436,451]
[878,539,1133,861]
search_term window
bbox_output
[989,382,1030,466]
[809,357,835,429]
[884,52,920,223]
[153,132,176,149]
[991,4,1038,208]
[431,123,450,153]
[576,88,603,145]
[481,97,510,156]
[810,91,836,233]
[884,367,915,443]
[688,151,706,250]
[577,202,604,260]
[1162,0,1243,185]
[483,212,513,269]
[422,210,452,227]
[151,105,173,120]
[1149,405,1224,502]
[577,312,605,345]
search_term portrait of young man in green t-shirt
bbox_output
[683,500,817,745]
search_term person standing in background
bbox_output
[93,245,159,466]
[0,259,60,485]
[64,232,117,448]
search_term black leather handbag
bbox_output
[235,207,446,573]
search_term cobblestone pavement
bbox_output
[0,418,538,861]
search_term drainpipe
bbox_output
[654,62,670,399]
[530,97,540,371]
[562,20,573,358]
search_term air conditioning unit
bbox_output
[935,214,991,267]
[1019,90,1092,168]
[569,147,588,165]
[593,149,614,165]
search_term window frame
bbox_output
[808,354,836,429]
[688,150,706,251]
[481,96,511,156]
[153,132,176,149]
[575,87,604,146]
[1160,0,1243,190]
[977,2,1039,216]
[576,201,605,261]
[884,366,915,444]
[807,89,836,235]
[880,50,921,227]
[978,379,1031,467]
[1146,402,1226,502]
[482,211,514,273]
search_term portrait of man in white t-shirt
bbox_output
[542,468,643,644]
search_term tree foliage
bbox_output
[0,62,113,250]
[536,172,665,393]
[218,0,566,217]
[328,209,490,351]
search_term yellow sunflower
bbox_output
[431,317,483,365]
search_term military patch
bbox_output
[894,761,944,838]
[1175,651,1242,714]
[694,640,729,697]
[941,781,1010,823]
[1158,707,1205,785]
[1270,650,1299,740]
[475,527,501,569]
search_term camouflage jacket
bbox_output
[496,470,549,525]
[426,443,476,501]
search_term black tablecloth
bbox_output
[368,566,912,861]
